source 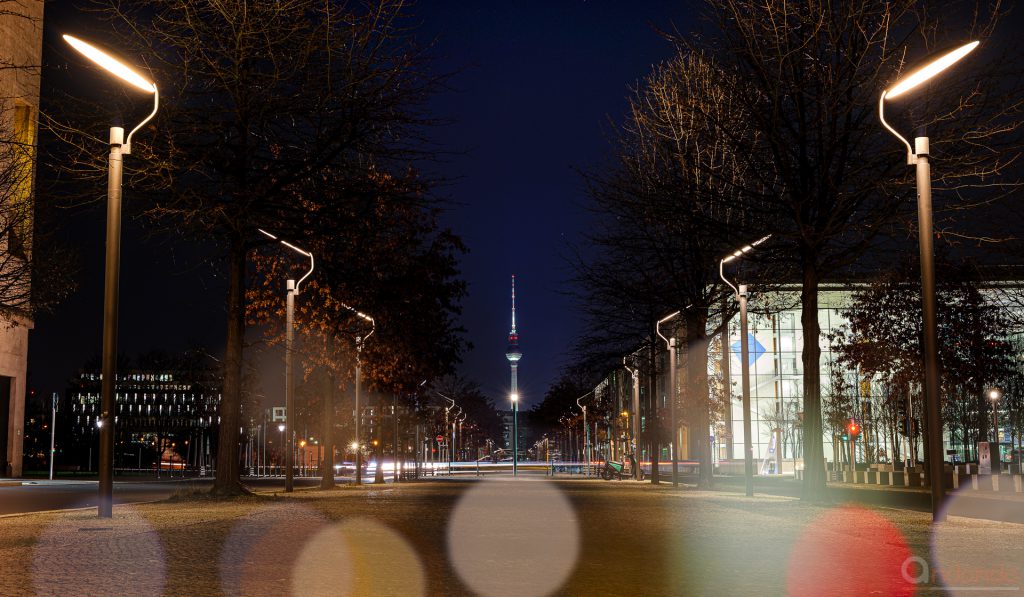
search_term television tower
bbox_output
[506,275,522,476]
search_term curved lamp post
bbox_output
[575,390,593,477]
[655,310,684,486]
[257,229,314,492]
[720,234,771,497]
[338,302,374,485]
[880,40,979,523]
[63,34,158,518]
[622,356,641,481]
[437,392,456,475]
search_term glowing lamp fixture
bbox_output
[879,41,980,164]
[62,34,156,93]
[721,234,772,264]
[884,41,979,99]
[989,388,1002,401]
[510,393,519,402]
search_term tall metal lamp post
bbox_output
[720,235,771,498]
[879,40,979,522]
[988,388,1002,475]
[63,34,158,518]
[511,392,519,477]
[439,393,455,475]
[622,356,641,481]
[656,310,682,487]
[258,229,314,492]
[576,391,593,476]
[339,302,374,485]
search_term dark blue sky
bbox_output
[29,1,693,409]
[417,1,689,405]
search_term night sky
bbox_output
[29,1,693,409]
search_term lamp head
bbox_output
[884,41,979,100]
[989,388,1002,401]
[63,34,157,94]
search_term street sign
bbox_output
[272,407,286,422]
[436,434,444,443]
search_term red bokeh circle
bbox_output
[787,504,916,597]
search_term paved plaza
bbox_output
[1,478,1021,596]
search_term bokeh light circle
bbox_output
[31,505,167,596]
[447,478,579,597]
[219,502,330,596]
[786,504,914,597]
[292,517,425,596]
[932,485,1024,596]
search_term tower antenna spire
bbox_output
[510,274,517,337]
[506,274,521,358]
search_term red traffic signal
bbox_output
[847,420,861,438]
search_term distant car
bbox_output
[333,462,356,474]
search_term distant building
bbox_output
[0,2,43,477]
[62,369,222,471]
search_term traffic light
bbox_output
[847,419,861,438]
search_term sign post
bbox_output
[49,393,58,480]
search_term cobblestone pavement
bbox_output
[1,479,1021,596]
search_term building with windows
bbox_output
[591,285,1023,475]
[62,369,222,472]
[0,2,43,477]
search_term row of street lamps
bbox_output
[61,34,377,515]
[702,41,979,519]
[60,32,982,519]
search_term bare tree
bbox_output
[51,0,445,494]
[669,0,1024,500]
[573,50,765,486]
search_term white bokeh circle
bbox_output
[447,479,579,597]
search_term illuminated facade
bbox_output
[590,288,948,471]
[62,370,222,471]
[0,2,43,477]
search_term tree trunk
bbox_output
[213,238,246,495]
[800,257,826,501]
[686,309,712,488]
[321,363,336,490]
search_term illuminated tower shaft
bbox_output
[506,275,522,477]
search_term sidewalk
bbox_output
[710,474,1024,522]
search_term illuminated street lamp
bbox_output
[989,387,1002,474]
[720,234,771,497]
[511,392,519,477]
[880,40,979,522]
[258,229,314,492]
[278,424,285,475]
[63,34,158,519]
[656,310,684,487]
[622,356,641,481]
[576,390,593,477]
[437,392,456,475]
[340,304,374,485]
